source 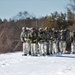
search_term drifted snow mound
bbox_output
[0,52,75,75]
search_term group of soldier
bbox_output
[20,26,75,56]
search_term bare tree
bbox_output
[23,11,29,19]
[67,0,75,12]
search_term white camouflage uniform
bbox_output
[59,30,66,54]
[28,28,38,56]
[70,31,75,54]
[20,27,30,55]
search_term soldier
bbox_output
[59,30,66,54]
[20,26,30,56]
[51,29,59,54]
[66,29,70,53]
[48,28,53,55]
[28,27,38,56]
[38,28,46,56]
[44,27,52,55]
[71,31,75,54]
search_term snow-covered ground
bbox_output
[0,52,75,75]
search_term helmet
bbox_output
[60,30,63,32]
[31,27,35,30]
[51,28,55,31]
[73,31,75,33]
[22,26,26,30]
[39,28,42,31]
[45,27,48,30]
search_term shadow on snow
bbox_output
[49,54,75,58]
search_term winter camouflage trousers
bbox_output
[71,42,75,54]
[59,41,66,53]
[23,42,30,55]
[38,42,47,56]
[31,43,38,56]
[38,40,59,55]
[52,41,58,54]
[48,41,52,54]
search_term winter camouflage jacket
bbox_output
[20,31,28,42]
[28,31,38,43]
[38,31,46,43]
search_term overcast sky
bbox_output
[0,0,70,20]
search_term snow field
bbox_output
[0,52,75,75]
